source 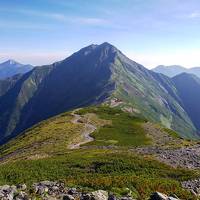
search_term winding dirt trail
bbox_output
[69,112,96,149]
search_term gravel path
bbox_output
[68,112,96,149]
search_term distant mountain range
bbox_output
[152,65,200,78]
[0,43,199,144]
[0,59,33,79]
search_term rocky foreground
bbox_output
[0,181,181,200]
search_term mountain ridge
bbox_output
[0,59,33,79]
[152,65,200,78]
[0,42,199,143]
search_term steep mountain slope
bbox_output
[0,44,116,142]
[110,54,196,138]
[152,65,200,78]
[173,73,200,131]
[0,43,198,143]
[0,74,22,97]
[0,59,33,79]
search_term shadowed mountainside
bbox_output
[173,73,200,131]
[0,43,199,143]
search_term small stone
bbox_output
[168,194,179,199]
[81,193,91,200]
[108,194,117,200]
[68,188,77,195]
[62,194,75,200]
[168,197,179,200]
[16,184,27,191]
[149,192,168,200]
[120,197,134,200]
[15,191,29,200]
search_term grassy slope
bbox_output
[76,106,151,147]
[0,106,199,200]
[0,150,197,199]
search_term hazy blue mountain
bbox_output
[152,65,187,77]
[173,73,200,132]
[152,65,200,78]
[0,60,33,79]
[0,43,198,143]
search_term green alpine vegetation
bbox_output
[0,106,199,199]
[76,106,151,147]
[0,150,198,200]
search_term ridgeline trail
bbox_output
[68,111,96,149]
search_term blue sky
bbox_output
[1,0,200,68]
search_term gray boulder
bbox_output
[108,194,117,200]
[90,190,108,200]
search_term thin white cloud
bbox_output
[16,9,68,22]
[73,17,108,25]
[0,20,50,30]
[0,7,109,26]
[186,11,200,19]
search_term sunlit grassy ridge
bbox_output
[0,106,198,199]
[0,110,109,160]
[76,106,151,147]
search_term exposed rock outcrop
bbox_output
[0,181,180,200]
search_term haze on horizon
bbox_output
[1,0,200,69]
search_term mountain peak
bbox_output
[98,42,119,51]
[99,42,114,47]
[67,42,120,62]
[2,59,19,66]
[0,59,33,79]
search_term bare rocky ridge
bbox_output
[142,122,180,146]
[130,122,200,170]
[135,145,200,170]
